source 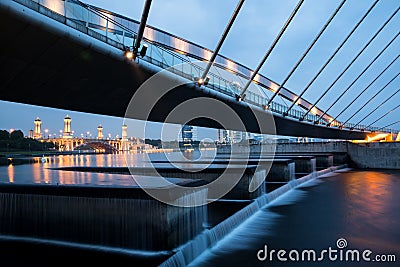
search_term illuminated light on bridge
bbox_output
[125,50,134,60]
[41,0,64,15]
[143,27,156,41]
[268,83,280,93]
[226,59,237,73]
[367,133,390,142]
[0,0,398,140]
[173,38,189,54]
[310,107,318,115]
[197,78,204,86]
[352,133,398,143]
[203,49,213,61]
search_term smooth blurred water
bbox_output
[0,150,217,186]
[188,169,400,267]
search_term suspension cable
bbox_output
[377,120,400,132]
[353,87,400,129]
[323,34,400,125]
[312,6,400,123]
[239,0,305,99]
[291,0,379,118]
[341,67,400,127]
[199,0,245,84]
[364,103,400,130]
[265,0,347,108]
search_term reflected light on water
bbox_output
[344,171,396,233]
[1,152,216,186]
[7,164,14,183]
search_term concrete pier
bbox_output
[275,153,333,170]
[274,141,400,169]
[212,156,316,177]
[151,159,296,181]
[53,164,266,200]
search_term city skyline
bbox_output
[0,0,399,138]
[0,102,217,141]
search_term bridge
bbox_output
[52,138,130,153]
[0,0,399,140]
[30,115,148,152]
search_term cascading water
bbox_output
[0,186,208,251]
[159,165,347,267]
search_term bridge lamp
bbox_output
[197,78,204,86]
[125,49,134,60]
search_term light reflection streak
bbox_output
[8,164,14,183]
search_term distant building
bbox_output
[181,124,194,150]
[230,130,244,143]
[253,133,263,142]
[121,124,128,141]
[217,129,229,143]
[29,129,34,139]
[63,115,72,138]
[33,117,42,139]
[121,124,129,151]
[97,125,103,140]
[30,116,147,152]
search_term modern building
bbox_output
[181,124,194,150]
[217,129,230,143]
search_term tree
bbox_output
[10,130,24,140]
[0,130,9,140]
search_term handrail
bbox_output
[12,0,398,134]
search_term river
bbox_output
[0,154,399,266]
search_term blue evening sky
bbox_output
[0,0,399,139]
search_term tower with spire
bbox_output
[63,115,72,138]
[97,125,103,140]
[33,117,42,139]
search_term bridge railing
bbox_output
[13,0,398,134]
[17,0,326,122]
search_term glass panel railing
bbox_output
[13,0,395,134]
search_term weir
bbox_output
[159,165,348,267]
[53,164,267,200]
[152,158,298,181]
[215,152,330,170]
[0,179,208,251]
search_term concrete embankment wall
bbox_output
[275,141,400,169]
[217,141,400,169]
[346,142,400,169]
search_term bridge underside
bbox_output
[0,3,367,140]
